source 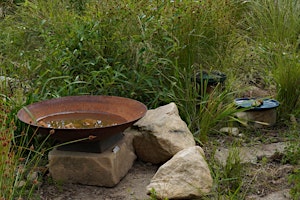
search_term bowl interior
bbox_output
[17,95,147,142]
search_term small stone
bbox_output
[238,133,244,138]
[112,145,120,153]
[27,171,39,181]
[220,127,239,136]
[16,180,26,188]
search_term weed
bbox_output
[274,53,300,118]
[207,146,245,199]
[148,188,169,200]
[0,96,47,199]
[282,141,300,165]
[0,0,299,198]
[244,0,300,119]
[280,140,300,200]
[289,168,300,200]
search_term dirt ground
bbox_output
[37,117,298,200]
[37,153,294,200]
[38,160,159,200]
[38,139,294,200]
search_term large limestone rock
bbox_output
[132,102,195,164]
[147,146,213,199]
[48,133,136,187]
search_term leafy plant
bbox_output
[289,168,300,200]
[282,141,300,165]
[245,0,300,52]
[280,141,300,200]
[207,146,245,199]
[195,86,240,142]
[1,0,299,198]
[274,53,300,118]
[0,96,46,199]
[244,0,300,119]
[148,188,169,200]
[0,99,18,199]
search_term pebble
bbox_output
[27,171,39,181]
[219,127,239,136]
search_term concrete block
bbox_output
[48,134,136,187]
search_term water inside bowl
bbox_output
[37,112,127,129]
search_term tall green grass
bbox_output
[245,0,300,118]
[0,99,17,199]
[1,0,299,198]
[0,88,45,199]
[0,0,246,135]
[274,53,300,118]
[0,0,245,104]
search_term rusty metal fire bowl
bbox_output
[17,95,147,143]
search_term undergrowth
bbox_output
[0,0,299,199]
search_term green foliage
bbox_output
[194,85,240,142]
[244,0,300,118]
[282,141,300,165]
[289,168,300,200]
[0,100,17,199]
[281,141,300,200]
[208,147,244,199]
[224,148,243,191]
[0,97,46,199]
[246,0,300,47]
[274,53,300,118]
[0,0,300,198]
[0,0,245,105]
[148,188,169,200]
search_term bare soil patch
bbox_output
[39,161,158,200]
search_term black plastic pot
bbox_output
[195,71,227,94]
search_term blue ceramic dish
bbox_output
[234,98,280,110]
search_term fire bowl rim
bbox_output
[17,95,147,142]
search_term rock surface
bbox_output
[48,133,136,187]
[146,146,213,199]
[39,161,158,200]
[236,109,277,128]
[220,127,239,136]
[246,189,291,200]
[215,142,287,166]
[132,102,195,164]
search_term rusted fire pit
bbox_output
[17,95,147,152]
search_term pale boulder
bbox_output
[132,102,195,164]
[147,146,213,199]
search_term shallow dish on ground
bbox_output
[234,98,279,110]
